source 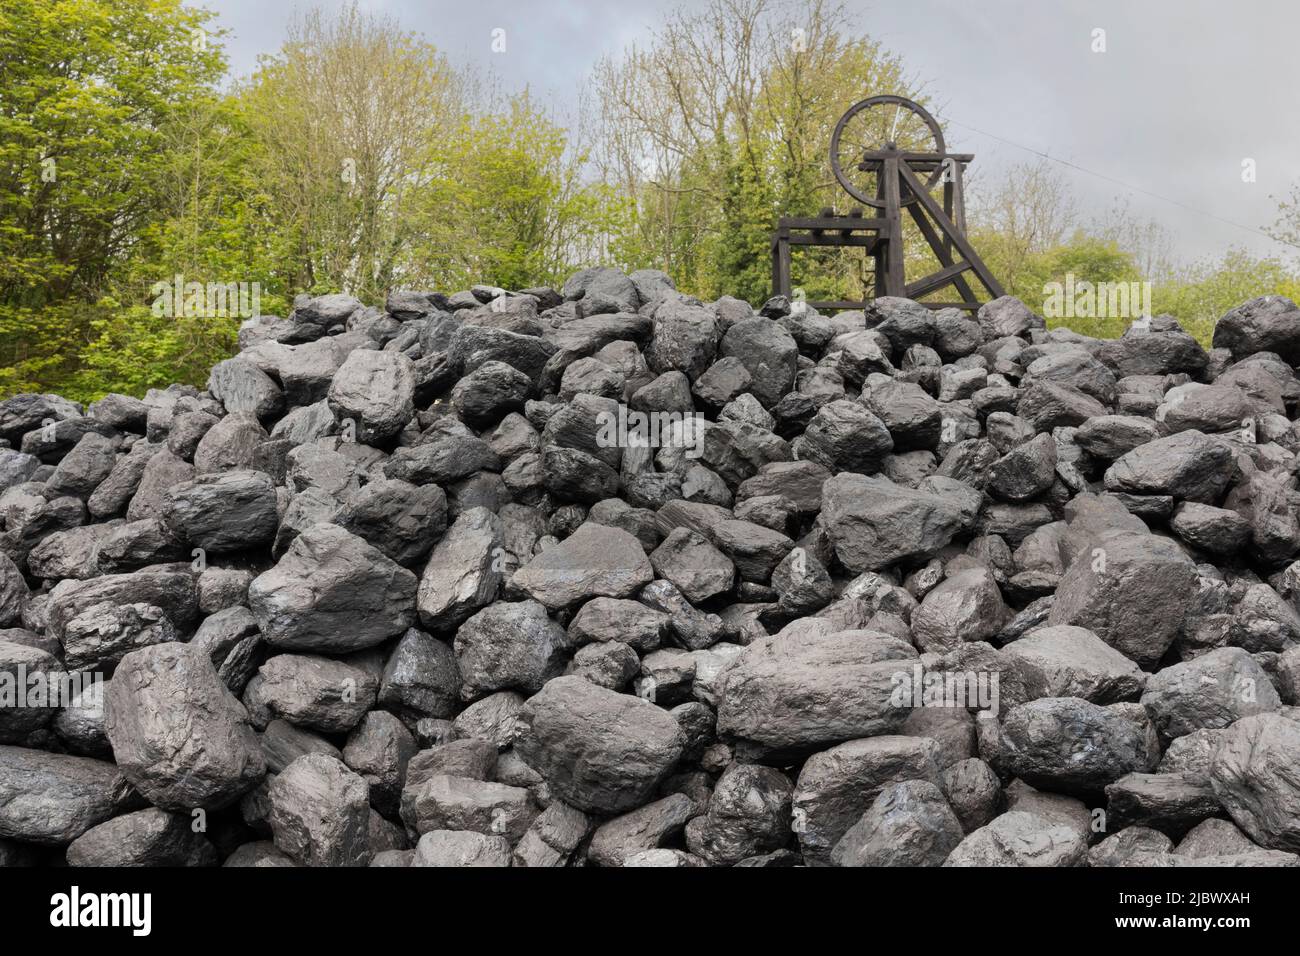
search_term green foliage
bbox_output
[970,230,1141,339]
[4,0,1300,402]
[415,92,615,291]
[0,1,604,401]
[973,226,1300,346]
[593,3,924,305]
[1153,250,1300,347]
[0,0,228,397]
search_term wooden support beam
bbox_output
[771,231,783,297]
[774,234,785,297]
[857,151,975,164]
[801,298,985,312]
[942,178,954,261]
[786,234,879,249]
[905,260,973,300]
[874,171,888,299]
[882,156,906,296]
[904,202,979,305]
[898,161,1005,299]
[768,144,1000,311]
[776,216,888,232]
[952,164,967,236]
[805,300,873,310]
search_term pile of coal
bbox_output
[4,271,1300,868]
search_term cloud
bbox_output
[208,0,1300,264]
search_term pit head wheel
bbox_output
[830,95,947,208]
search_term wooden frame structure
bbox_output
[772,96,1004,312]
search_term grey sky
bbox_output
[208,0,1300,267]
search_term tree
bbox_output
[1154,249,1300,345]
[966,159,1078,297]
[74,94,291,399]
[591,0,925,303]
[412,90,616,291]
[1269,181,1300,253]
[1092,197,1174,284]
[0,0,227,397]
[235,5,611,301]
[7,0,1299,402]
[234,2,464,301]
